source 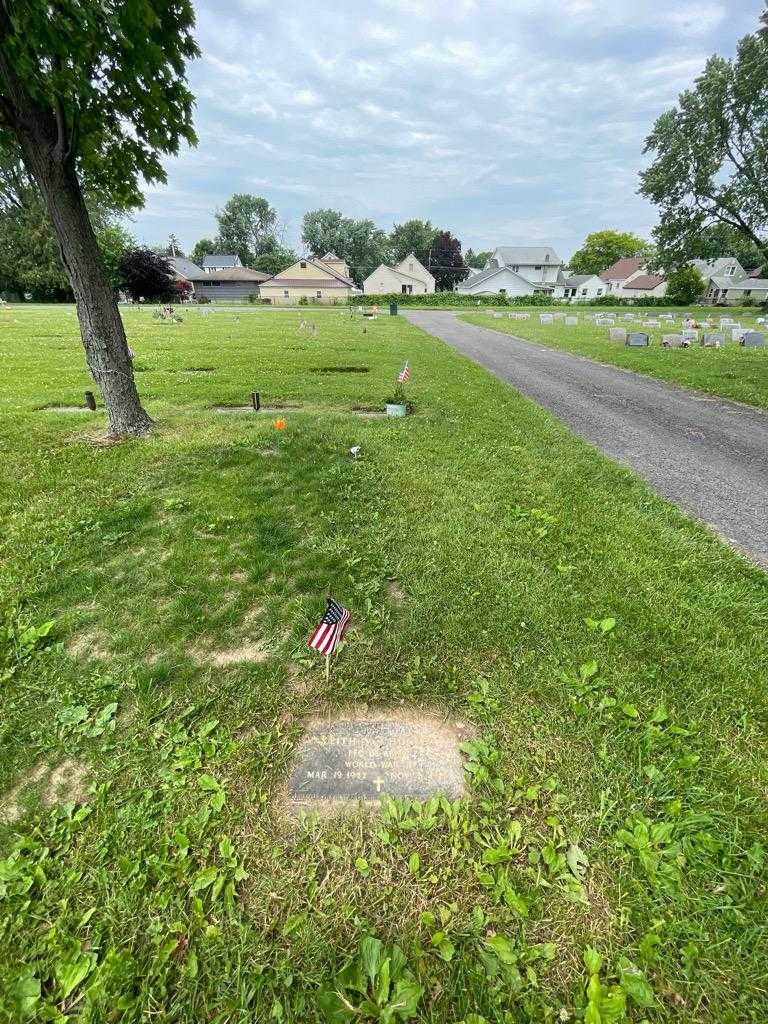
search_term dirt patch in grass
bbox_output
[230,571,247,582]
[195,640,270,666]
[179,367,216,373]
[67,629,110,660]
[1,759,90,824]
[386,579,406,603]
[39,404,96,413]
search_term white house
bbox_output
[456,246,566,297]
[563,274,606,301]
[363,253,435,295]
[202,253,242,273]
[621,273,668,299]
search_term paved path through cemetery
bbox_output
[404,311,768,568]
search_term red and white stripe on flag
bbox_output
[398,361,410,383]
[308,598,350,656]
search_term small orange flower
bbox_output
[272,418,287,430]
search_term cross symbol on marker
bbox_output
[372,776,385,793]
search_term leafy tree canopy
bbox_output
[215,193,278,266]
[569,230,651,275]
[301,208,390,285]
[659,222,766,274]
[190,238,217,268]
[389,219,437,264]
[118,248,175,301]
[640,26,768,272]
[0,152,134,297]
[252,239,296,276]
[0,0,198,208]
[465,248,492,269]
[429,230,468,291]
[666,265,706,304]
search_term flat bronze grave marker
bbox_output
[287,711,473,811]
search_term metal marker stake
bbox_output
[251,391,260,410]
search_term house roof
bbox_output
[456,265,538,291]
[749,266,766,278]
[365,264,425,286]
[623,274,666,290]
[565,274,599,287]
[260,278,351,289]
[690,258,746,279]
[196,267,270,282]
[711,276,768,290]
[202,254,240,269]
[494,246,562,266]
[170,257,204,280]
[320,252,345,262]
[394,254,435,280]
[265,258,354,287]
[600,257,645,282]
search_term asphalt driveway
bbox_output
[404,310,768,568]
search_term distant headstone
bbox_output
[661,334,685,348]
[287,713,473,810]
[732,328,745,342]
[565,316,578,325]
[608,327,627,341]
[626,332,649,347]
[540,314,554,324]
[742,331,765,348]
[702,332,725,347]
[681,329,698,343]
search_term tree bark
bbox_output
[25,148,154,437]
[0,25,153,438]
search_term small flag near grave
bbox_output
[398,361,410,384]
[309,598,350,678]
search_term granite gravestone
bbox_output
[287,712,473,810]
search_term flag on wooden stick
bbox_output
[308,598,350,656]
[398,361,410,383]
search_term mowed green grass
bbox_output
[462,306,768,409]
[1,304,767,1023]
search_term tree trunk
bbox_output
[0,25,152,438]
[27,155,154,437]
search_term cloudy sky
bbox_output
[130,0,763,263]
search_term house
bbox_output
[563,274,606,301]
[621,273,667,299]
[363,253,435,295]
[690,257,746,283]
[169,257,269,301]
[599,257,646,295]
[202,254,242,272]
[456,246,566,297]
[259,253,354,305]
[704,275,768,305]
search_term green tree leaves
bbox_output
[640,25,768,270]
[569,231,651,276]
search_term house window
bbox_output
[316,290,322,298]
[283,289,289,298]
[207,281,221,286]
[511,265,519,272]
[581,288,587,296]
[534,265,542,270]
[300,261,307,269]
[744,290,751,297]
[408,263,414,271]
[402,284,408,294]
[499,288,506,295]
[725,266,734,276]
[597,289,603,296]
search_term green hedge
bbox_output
[349,292,558,308]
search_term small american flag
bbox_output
[308,598,350,656]
[398,361,410,384]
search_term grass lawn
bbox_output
[1,303,767,1023]
[461,307,768,410]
